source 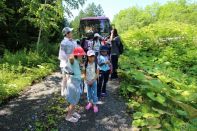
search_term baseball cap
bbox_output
[94,33,101,38]
[62,27,73,36]
[87,50,95,56]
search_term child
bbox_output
[93,33,102,57]
[64,47,86,123]
[84,50,100,113]
[97,46,111,99]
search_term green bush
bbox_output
[119,21,197,130]
[0,45,59,104]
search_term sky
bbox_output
[70,0,170,21]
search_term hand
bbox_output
[87,79,95,86]
[87,81,93,86]
[69,55,74,64]
[81,74,85,80]
[105,61,110,64]
[111,30,114,34]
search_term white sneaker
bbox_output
[65,116,78,123]
[73,112,81,119]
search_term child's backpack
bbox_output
[85,60,98,74]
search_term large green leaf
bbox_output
[147,92,156,101]
[149,79,164,88]
[133,71,146,81]
[152,107,172,115]
[172,99,197,119]
[133,112,143,119]
[155,94,166,104]
[132,119,148,127]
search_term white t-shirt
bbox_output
[58,37,77,67]
[93,40,101,52]
[86,62,99,82]
[87,40,93,51]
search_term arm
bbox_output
[59,44,69,61]
[110,29,114,42]
[94,69,99,80]
[98,56,108,66]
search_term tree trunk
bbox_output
[36,0,47,53]
[36,28,42,52]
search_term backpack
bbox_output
[118,37,124,54]
[85,61,98,74]
[93,39,101,49]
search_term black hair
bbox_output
[65,31,71,37]
[113,29,119,37]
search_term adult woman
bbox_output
[110,29,120,79]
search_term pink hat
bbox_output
[87,50,95,56]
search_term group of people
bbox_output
[58,27,122,123]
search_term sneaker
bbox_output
[93,106,98,113]
[101,93,107,97]
[86,103,92,110]
[65,116,78,123]
[73,112,81,119]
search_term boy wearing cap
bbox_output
[59,27,78,96]
[97,46,111,98]
[84,50,100,113]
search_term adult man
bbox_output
[59,27,77,96]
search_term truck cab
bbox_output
[79,16,111,39]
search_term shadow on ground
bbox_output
[0,73,132,131]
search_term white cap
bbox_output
[87,50,95,56]
[62,27,73,36]
[94,33,101,38]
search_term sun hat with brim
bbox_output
[87,50,95,56]
[62,27,73,36]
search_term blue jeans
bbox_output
[86,81,98,105]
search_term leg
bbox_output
[111,55,118,79]
[92,81,98,105]
[66,104,79,122]
[61,75,67,96]
[102,70,110,94]
[86,83,93,110]
[86,84,92,103]
[67,104,75,118]
[114,55,119,78]
[92,81,99,113]
[98,71,104,99]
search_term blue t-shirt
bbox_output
[98,55,110,71]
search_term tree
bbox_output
[71,2,105,38]
[113,0,197,34]
[84,3,104,17]
[19,0,85,52]
[0,0,86,54]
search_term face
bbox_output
[77,56,83,61]
[88,56,95,63]
[101,51,108,56]
[66,32,73,39]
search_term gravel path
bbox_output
[0,72,132,131]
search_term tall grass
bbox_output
[0,43,59,104]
